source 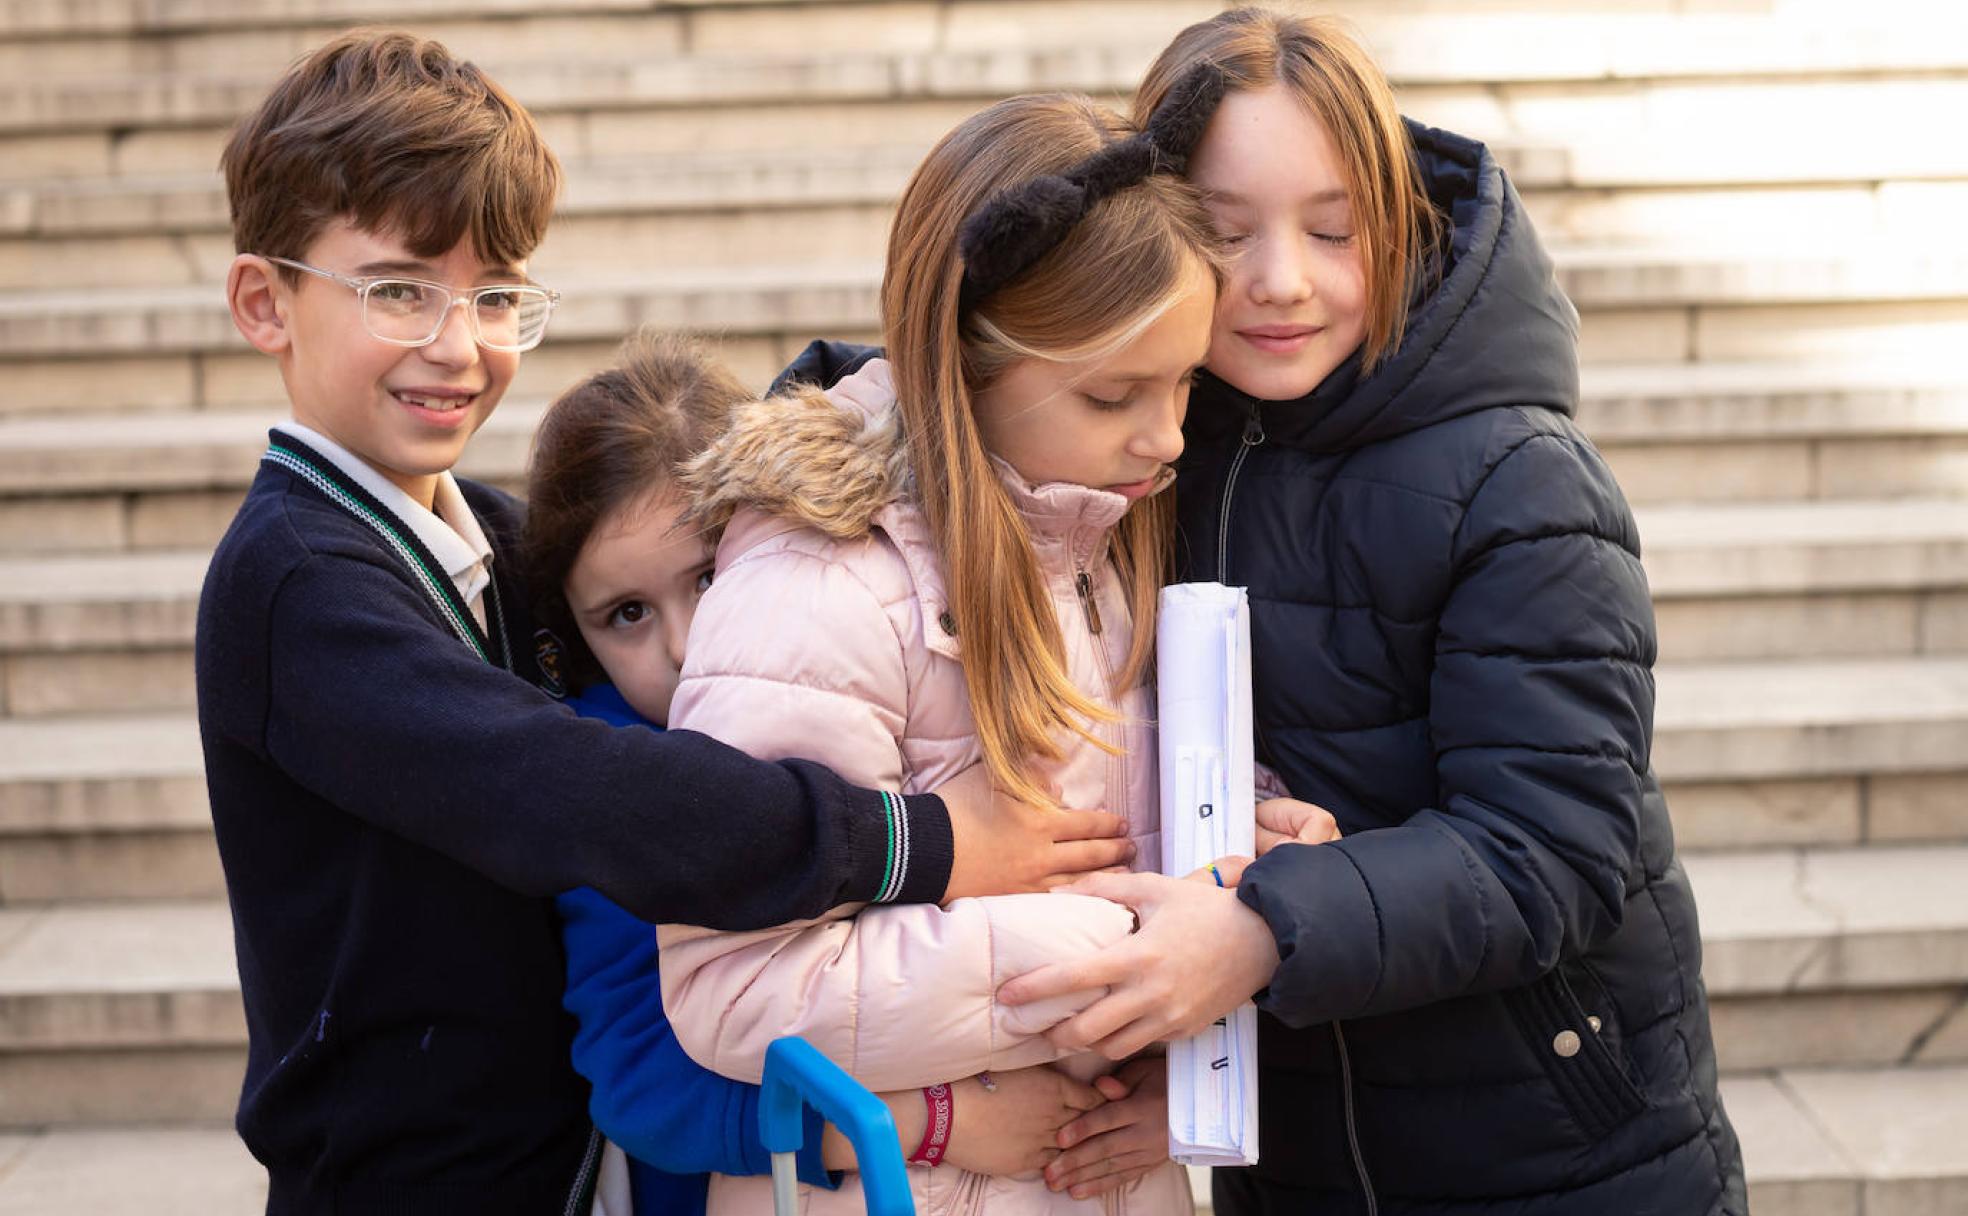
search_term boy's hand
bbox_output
[936,764,1134,902]
[1256,797,1341,854]
[996,871,1280,1060]
[941,1066,1106,1178]
[1046,1057,1171,1198]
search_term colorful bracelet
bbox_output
[908,1083,954,1166]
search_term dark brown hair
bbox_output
[222,28,561,274]
[523,330,752,692]
[1135,7,1442,370]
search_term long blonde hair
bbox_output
[883,93,1221,809]
[1135,7,1441,370]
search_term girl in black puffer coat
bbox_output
[995,10,1747,1213]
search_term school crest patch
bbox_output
[533,628,568,699]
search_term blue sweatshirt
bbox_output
[556,683,837,1213]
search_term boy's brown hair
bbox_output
[222,28,560,274]
[523,330,751,693]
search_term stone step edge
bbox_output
[10,358,1963,423]
[0,18,1963,115]
[0,658,1963,793]
[4,360,1967,490]
[0,0,856,38]
[10,144,1968,241]
[0,838,1965,1048]
[0,1068,1960,1208]
[0,1070,1954,1210]
[0,146,1605,235]
[5,499,1965,641]
[11,135,1963,212]
[4,249,1968,360]
[1651,656,1968,783]
[0,0,1959,56]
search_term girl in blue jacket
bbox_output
[997,9,1747,1213]
[521,330,1139,1212]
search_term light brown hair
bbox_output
[885,92,1222,809]
[522,330,751,692]
[222,28,560,275]
[1135,7,1441,370]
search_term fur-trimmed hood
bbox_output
[680,357,1134,570]
[676,358,909,543]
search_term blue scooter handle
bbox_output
[760,1037,914,1216]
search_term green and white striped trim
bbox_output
[875,790,911,904]
[265,444,488,664]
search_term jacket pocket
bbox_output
[1503,968,1648,1141]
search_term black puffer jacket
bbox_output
[1183,123,1744,1215]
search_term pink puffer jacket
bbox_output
[659,360,1191,1216]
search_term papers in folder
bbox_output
[1156,582,1259,1167]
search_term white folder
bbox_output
[1155,582,1260,1167]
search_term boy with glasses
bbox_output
[199,30,1131,1214]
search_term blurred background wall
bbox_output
[0,0,1963,1211]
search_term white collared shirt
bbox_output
[274,422,495,631]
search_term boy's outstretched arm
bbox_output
[217,545,1125,928]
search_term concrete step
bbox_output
[4,1,1961,81]
[0,1071,1957,1214]
[0,1072,1957,1216]
[1650,658,1968,853]
[3,6,1966,136]
[9,176,1966,295]
[0,645,1963,898]
[1,249,1963,368]
[0,0,795,37]
[0,713,216,901]
[1728,1064,1968,1216]
[1,0,1920,41]
[1651,655,1968,785]
[4,38,1965,189]
[1688,844,1968,1072]
[0,831,1965,1122]
[1,145,927,237]
[0,900,242,1124]
[1638,500,1968,663]
[2,492,1961,657]
[6,157,1959,267]
[0,1125,264,1214]
[0,489,1961,705]
[14,359,1961,488]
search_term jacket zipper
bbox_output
[1333,1023,1379,1216]
[560,1126,603,1216]
[1215,405,1267,584]
[1214,403,1286,776]
[1074,555,1130,845]
[1074,568,1104,637]
[1216,408,1371,1208]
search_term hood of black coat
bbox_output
[771,339,884,397]
[1187,121,1580,453]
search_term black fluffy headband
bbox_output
[956,60,1229,312]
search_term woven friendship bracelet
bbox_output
[956,59,1229,312]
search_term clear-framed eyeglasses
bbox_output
[263,256,561,353]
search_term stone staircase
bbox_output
[0,0,1965,1210]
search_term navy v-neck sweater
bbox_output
[195,431,951,1215]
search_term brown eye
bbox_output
[607,601,649,628]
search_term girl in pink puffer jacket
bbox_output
[659,87,1228,1215]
